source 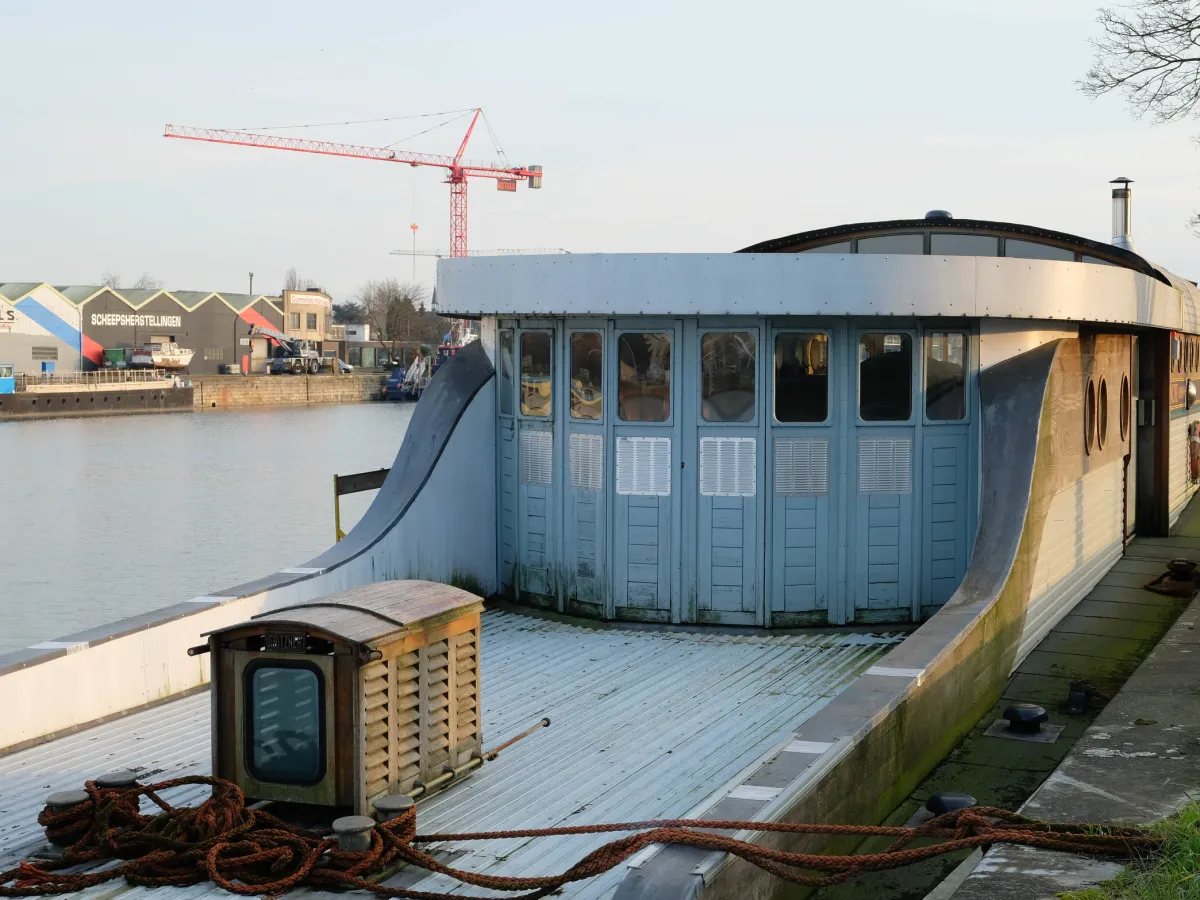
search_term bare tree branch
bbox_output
[354,280,447,364]
[131,273,163,290]
[99,271,121,289]
[1081,0,1200,122]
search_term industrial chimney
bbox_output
[1111,177,1136,253]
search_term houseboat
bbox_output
[0,178,1196,899]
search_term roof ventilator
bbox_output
[1111,177,1136,253]
[984,702,1064,743]
[925,209,953,221]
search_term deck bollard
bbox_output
[95,770,139,790]
[372,794,415,823]
[332,815,376,852]
[43,791,89,846]
[1003,703,1048,734]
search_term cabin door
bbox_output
[514,322,559,608]
[849,326,918,623]
[685,321,765,625]
[610,320,681,623]
[766,323,842,626]
[560,322,608,618]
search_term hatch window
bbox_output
[498,330,514,416]
[701,332,756,422]
[246,661,325,786]
[802,241,852,254]
[857,234,924,255]
[925,332,967,421]
[1098,377,1109,449]
[570,332,603,420]
[930,234,998,257]
[859,333,913,421]
[1120,374,1130,441]
[1004,239,1074,261]
[774,333,829,423]
[520,331,553,417]
[618,333,672,422]
[1085,378,1097,454]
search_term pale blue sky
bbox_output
[1,0,1196,300]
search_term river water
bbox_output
[0,404,414,654]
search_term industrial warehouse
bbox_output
[0,283,344,376]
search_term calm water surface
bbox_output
[0,404,414,653]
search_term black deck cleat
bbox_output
[925,792,977,816]
[1003,703,1048,733]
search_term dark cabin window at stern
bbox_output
[247,663,324,786]
[701,332,756,422]
[520,332,552,417]
[1004,239,1075,262]
[618,333,672,422]
[570,332,603,420]
[859,333,913,421]
[857,234,924,255]
[774,333,829,422]
[801,241,852,253]
[925,332,967,420]
[930,234,998,257]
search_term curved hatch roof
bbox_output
[737,216,1173,287]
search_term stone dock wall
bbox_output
[192,374,387,410]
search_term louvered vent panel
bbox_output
[699,437,756,497]
[616,437,671,496]
[519,427,553,486]
[858,437,913,494]
[569,432,604,493]
[391,651,421,790]
[774,439,829,496]
[419,640,452,776]
[361,660,390,799]
[451,630,480,765]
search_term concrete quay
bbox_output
[192,373,387,409]
[937,506,1200,899]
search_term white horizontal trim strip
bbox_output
[185,595,234,604]
[279,567,324,575]
[866,666,925,679]
[728,784,782,802]
[783,740,835,755]
[28,641,87,652]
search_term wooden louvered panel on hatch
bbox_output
[362,659,390,799]
[451,629,480,764]
[420,639,452,778]
[392,651,421,791]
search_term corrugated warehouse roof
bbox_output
[0,283,44,302]
[52,285,110,305]
[0,610,898,899]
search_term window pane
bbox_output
[857,234,923,255]
[520,332,552,417]
[249,666,322,784]
[930,234,999,257]
[859,333,912,421]
[498,330,514,416]
[1004,239,1074,261]
[701,332,756,422]
[570,332,603,419]
[925,332,967,420]
[1081,255,1115,266]
[802,241,852,253]
[618,333,671,422]
[774,333,829,423]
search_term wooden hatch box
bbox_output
[202,581,484,814]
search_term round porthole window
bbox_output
[1085,378,1096,455]
[1120,374,1130,442]
[1097,377,1109,450]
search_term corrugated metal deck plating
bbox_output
[0,610,900,898]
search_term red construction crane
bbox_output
[163,109,542,258]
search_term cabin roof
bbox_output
[0,609,899,900]
[736,217,1171,284]
[209,580,483,646]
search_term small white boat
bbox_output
[130,342,194,370]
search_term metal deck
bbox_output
[0,610,899,898]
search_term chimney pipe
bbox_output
[1111,177,1135,253]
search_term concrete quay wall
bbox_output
[192,373,387,409]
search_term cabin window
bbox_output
[1082,255,1116,266]
[1004,239,1074,262]
[701,332,756,422]
[1097,377,1109,449]
[519,332,553,417]
[925,332,967,421]
[802,241,852,254]
[859,333,912,421]
[857,234,923,255]
[306,313,318,331]
[1120,374,1130,441]
[498,330,514,416]
[930,234,998,257]
[245,661,325,786]
[618,332,672,422]
[570,332,603,420]
[1085,378,1097,454]
[289,313,301,330]
[774,333,829,423]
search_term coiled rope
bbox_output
[0,775,1162,898]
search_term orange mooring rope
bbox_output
[0,775,1163,898]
